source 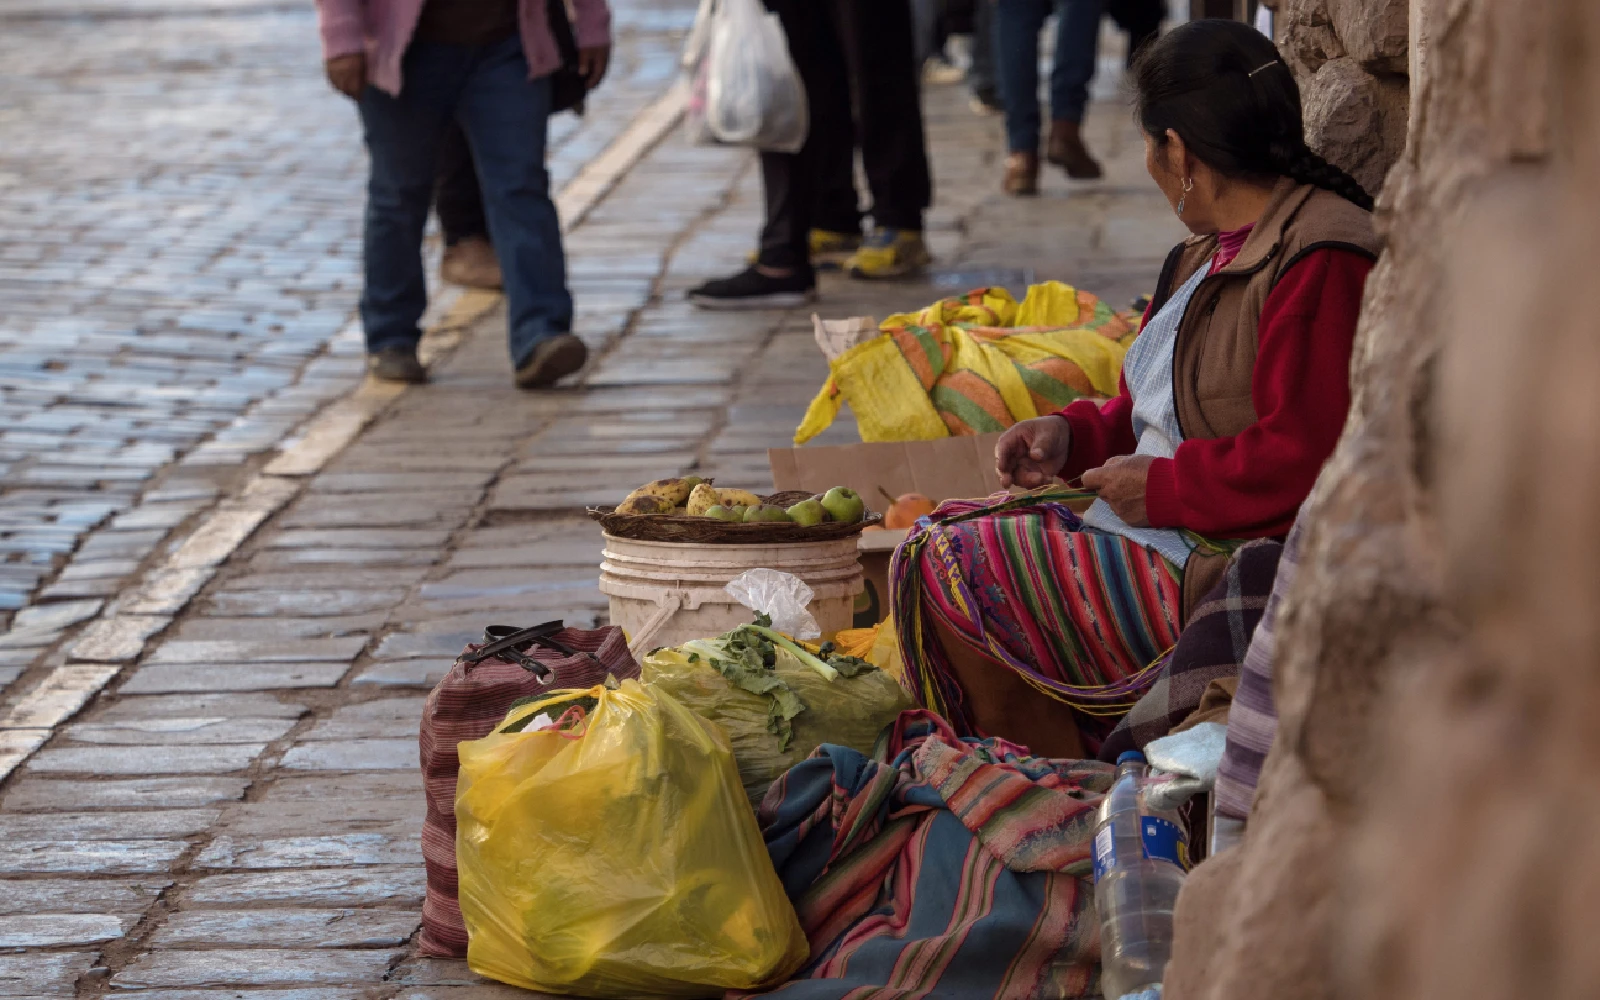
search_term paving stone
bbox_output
[0,840,185,874]
[349,659,454,690]
[250,547,439,569]
[0,912,137,948]
[218,568,430,592]
[265,527,455,550]
[280,739,417,771]
[262,772,423,803]
[0,809,219,840]
[312,472,496,493]
[173,615,389,641]
[113,992,365,1000]
[215,799,420,839]
[65,717,297,746]
[371,631,475,660]
[27,743,265,775]
[0,663,122,730]
[205,589,408,618]
[0,877,170,916]
[147,636,368,664]
[152,908,421,948]
[67,613,171,662]
[0,951,99,997]
[3,776,249,811]
[302,697,427,740]
[184,867,426,908]
[120,662,352,694]
[394,987,556,1000]
[195,833,423,869]
[113,949,403,990]
[96,693,308,722]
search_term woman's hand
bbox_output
[578,45,612,90]
[996,415,1072,489]
[325,53,367,99]
[1082,455,1155,527]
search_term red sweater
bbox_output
[1058,248,1374,539]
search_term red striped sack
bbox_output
[417,624,638,958]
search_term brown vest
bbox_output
[1157,178,1383,618]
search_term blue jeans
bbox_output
[358,35,571,368]
[993,0,1104,153]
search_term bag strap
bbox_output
[462,620,608,677]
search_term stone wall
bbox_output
[1164,0,1594,998]
[1271,0,1410,196]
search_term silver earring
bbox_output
[1176,177,1194,217]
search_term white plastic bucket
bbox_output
[599,534,864,652]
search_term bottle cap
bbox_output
[1116,750,1147,765]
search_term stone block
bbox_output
[0,877,169,917]
[302,698,428,740]
[1326,0,1409,74]
[65,717,297,746]
[120,662,352,694]
[151,908,421,949]
[183,867,426,908]
[0,840,185,874]
[112,948,402,990]
[0,951,99,996]
[26,742,265,775]
[0,809,218,840]
[195,833,423,869]
[280,739,418,771]
[96,693,307,721]
[146,636,368,664]
[0,912,135,948]
[2,776,249,811]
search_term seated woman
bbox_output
[892,18,1379,758]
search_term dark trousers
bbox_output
[757,0,933,271]
[1106,0,1163,67]
[434,123,487,246]
[358,35,570,366]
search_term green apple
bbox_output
[704,505,744,522]
[744,504,793,523]
[786,498,828,526]
[819,487,865,525]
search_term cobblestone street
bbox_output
[0,3,1183,994]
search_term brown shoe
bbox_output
[1046,120,1103,180]
[514,333,588,389]
[1003,152,1040,196]
[440,236,503,290]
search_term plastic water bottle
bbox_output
[1092,750,1189,1000]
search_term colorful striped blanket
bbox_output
[741,711,1115,1000]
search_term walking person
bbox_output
[315,0,611,387]
[433,122,502,291]
[688,0,934,309]
[995,0,1106,196]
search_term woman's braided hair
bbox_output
[1132,19,1374,212]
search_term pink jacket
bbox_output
[316,0,612,97]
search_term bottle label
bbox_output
[1092,816,1190,883]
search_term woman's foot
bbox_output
[845,229,932,281]
[439,236,503,290]
[1046,120,1103,180]
[1003,151,1040,196]
[688,265,817,310]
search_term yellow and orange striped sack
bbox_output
[794,281,1141,444]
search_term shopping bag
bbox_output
[455,680,808,998]
[702,0,808,152]
[417,623,638,958]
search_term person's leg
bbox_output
[454,35,579,380]
[1045,0,1105,178]
[830,0,934,278]
[433,120,487,246]
[994,0,1050,155]
[806,5,864,248]
[357,44,465,375]
[967,0,1002,109]
[755,0,824,272]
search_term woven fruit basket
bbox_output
[587,491,882,544]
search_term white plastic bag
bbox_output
[701,0,808,152]
[724,568,820,639]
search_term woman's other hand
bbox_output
[578,45,612,90]
[325,54,367,99]
[1082,455,1155,526]
[996,415,1072,489]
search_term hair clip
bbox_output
[1247,59,1281,78]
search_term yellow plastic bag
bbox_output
[455,682,809,998]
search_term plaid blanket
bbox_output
[743,711,1115,1000]
[1214,515,1306,820]
[1097,539,1285,763]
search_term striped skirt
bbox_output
[891,492,1183,749]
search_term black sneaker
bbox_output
[688,266,816,311]
[367,344,427,384]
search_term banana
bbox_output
[685,483,719,517]
[616,495,674,516]
[623,476,704,506]
[715,487,762,508]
